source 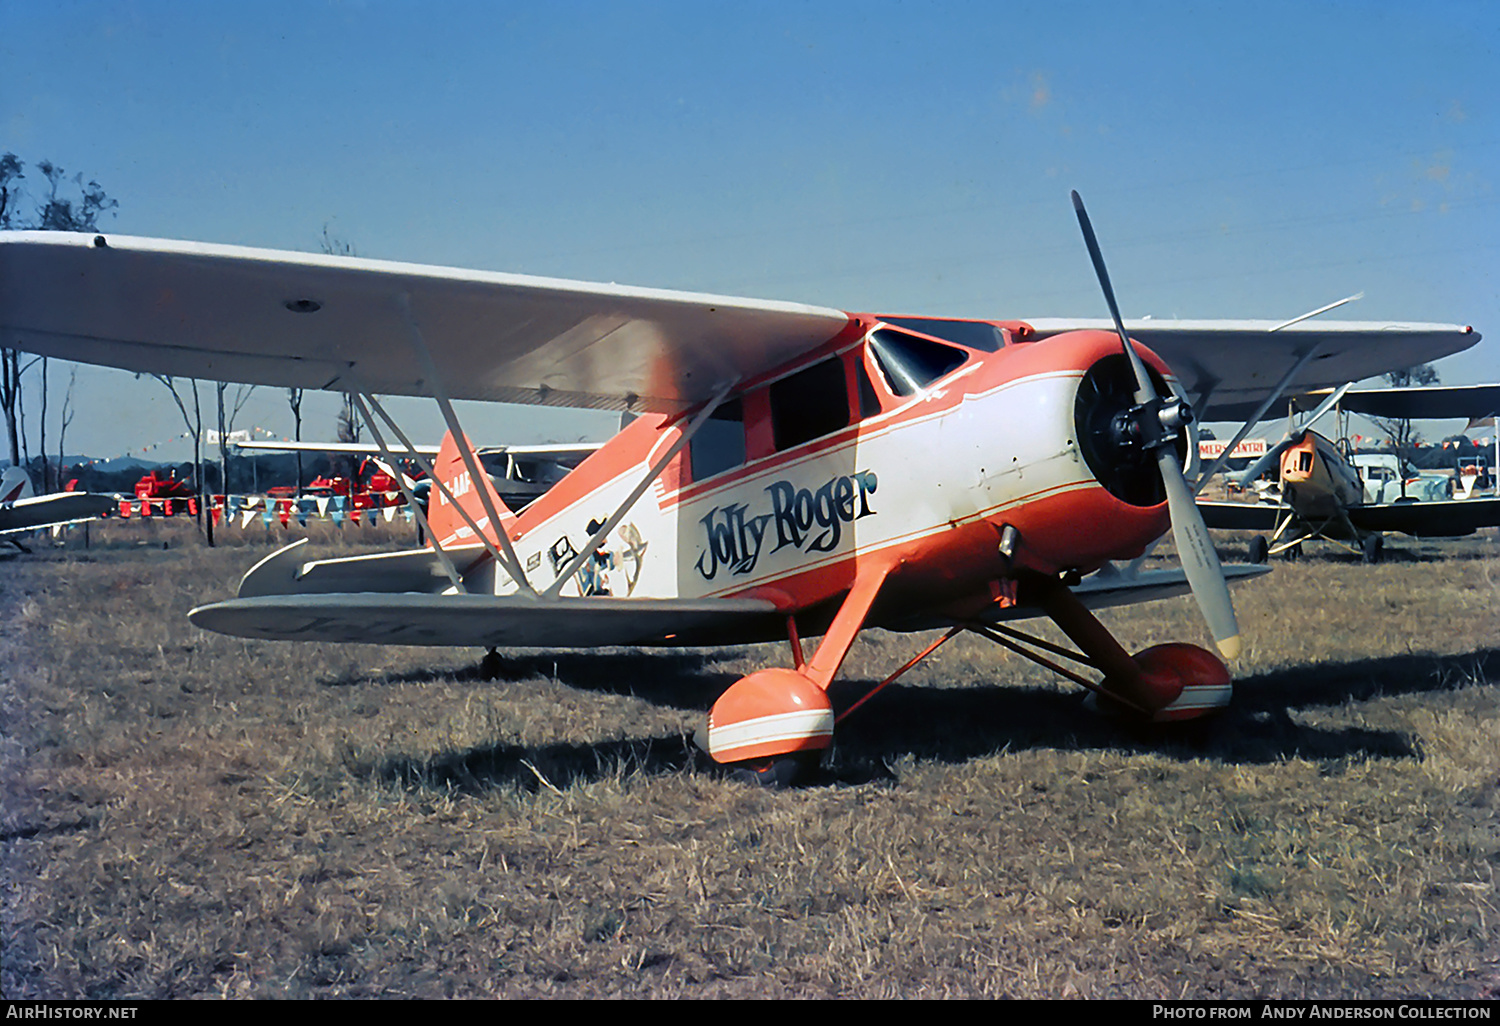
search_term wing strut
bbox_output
[353,385,524,589]
[1226,382,1354,490]
[397,293,535,594]
[1192,293,1362,494]
[542,383,736,599]
[349,391,463,591]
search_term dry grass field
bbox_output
[2,519,1497,998]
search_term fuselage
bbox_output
[1279,432,1365,518]
[434,317,1180,630]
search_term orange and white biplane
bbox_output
[1199,384,1500,563]
[0,196,1481,781]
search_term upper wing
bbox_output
[1316,384,1500,421]
[0,231,851,413]
[1347,497,1500,538]
[1025,319,1481,421]
[0,492,117,536]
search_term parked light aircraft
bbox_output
[231,438,603,509]
[1199,384,1500,563]
[0,197,1481,782]
[0,466,117,547]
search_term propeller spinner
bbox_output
[1071,191,1242,660]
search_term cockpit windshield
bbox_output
[868,327,969,396]
[878,317,1007,352]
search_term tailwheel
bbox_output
[1361,534,1383,564]
[478,648,503,680]
[1248,535,1269,564]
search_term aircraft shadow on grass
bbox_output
[368,646,1496,793]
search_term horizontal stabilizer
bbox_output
[236,538,488,598]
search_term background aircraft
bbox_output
[1198,384,1500,562]
[0,202,1481,782]
[0,466,117,549]
[230,438,603,510]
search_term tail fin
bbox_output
[1,466,35,503]
[426,430,517,547]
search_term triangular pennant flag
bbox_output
[241,509,257,529]
[316,497,330,517]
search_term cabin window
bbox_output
[770,357,849,451]
[878,316,1007,352]
[690,398,746,481]
[868,328,969,396]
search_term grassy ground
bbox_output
[2,520,1497,998]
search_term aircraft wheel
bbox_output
[1361,535,1383,565]
[724,751,820,789]
[1248,536,1269,564]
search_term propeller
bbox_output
[1071,191,1241,660]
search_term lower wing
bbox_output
[1348,497,1500,538]
[0,493,117,536]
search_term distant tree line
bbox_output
[1,153,118,488]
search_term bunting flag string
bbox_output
[109,492,410,527]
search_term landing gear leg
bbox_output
[700,560,895,787]
[1024,572,1233,721]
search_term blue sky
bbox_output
[3,0,1496,462]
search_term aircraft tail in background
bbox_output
[1,466,36,503]
[425,430,518,549]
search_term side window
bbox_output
[689,398,746,481]
[868,328,968,396]
[770,358,849,451]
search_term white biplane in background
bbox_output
[230,437,603,510]
[0,195,1481,783]
[1198,384,1500,563]
[1,465,117,550]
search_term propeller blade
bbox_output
[1072,190,1155,403]
[1159,446,1241,659]
[1073,190,1240,659]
